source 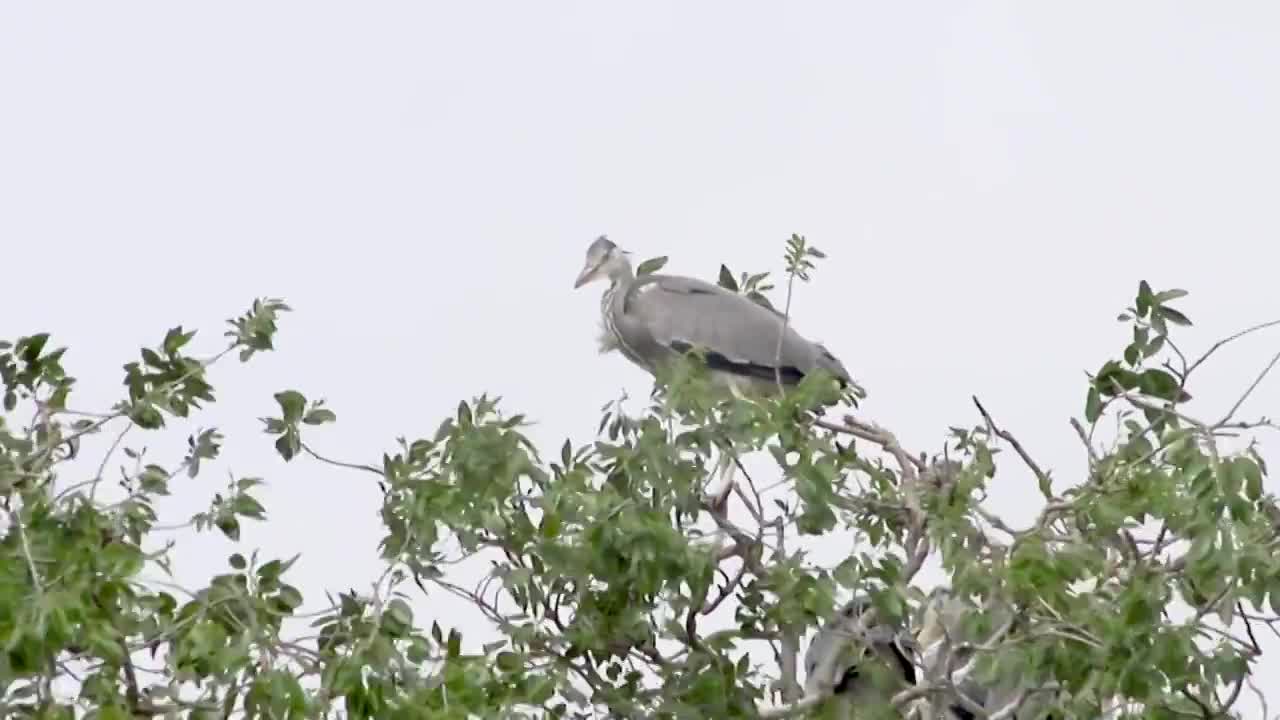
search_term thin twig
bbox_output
[701,558,748,615]
[1216,349,1280,427]
[728,453,765,524]
[1186,318,1280,378]
[1238,602,1263,656]
[301,443,386,479]
[1069,417,1101,467]
[1218,673,1247,716]
[120,638,142,711]
[972,396,1052,498]
[773,257,798,393]
[11,509,43,597]
[775,520,802,703]
[815,417,927,472]
[89,422,133,503]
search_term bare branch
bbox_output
[89,422,133,503]
[1186,318,1280,378]
[1069,417,1102,467]
[775,521,802,703]
[973,396,1052,498]
[9,508,43,599]
[815,416,927,472]
[1216,348,1280,427]
[301,442,386,480]
[119,638,142,712]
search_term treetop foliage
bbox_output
[1,238,1277,719]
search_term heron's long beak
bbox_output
[573,263,598,289]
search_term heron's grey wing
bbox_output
[915,589,1065,720]
[623,275,851,385]
[805,597,917,709]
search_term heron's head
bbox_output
[573,235,632,289]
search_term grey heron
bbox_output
[804,596,919,720]
[573,235,853,395]
[805,591,1060,720]
[573,235,855,499]
[914,588,1062,720]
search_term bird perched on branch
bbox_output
[914,588,1062,720]
[805,591,1063,720]
[804,596,919,720]
[572,235,854,397]
[573,234,857,502]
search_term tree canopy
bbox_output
[1,240,1278,719]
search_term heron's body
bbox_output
[575,236,853,395]
[915,588,1063,720]
[804,596,918,720]
[804,592,1053,720]
[573,234,856,506]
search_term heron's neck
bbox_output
[600,261,633,311]
[608,257,634,285]
[600,257,635,316]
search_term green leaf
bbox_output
[101,542,144,576]
[163,325,196,355]
[274,390,307,423]
[1138,369,1186,402]
[1095,360,1140,397]
[746,291,776,312]
[717,264,739,292]
[275,430,300,461]
[1157,305,1193,327]
[303,408,337,425]
[1222,458,1244,496]
[276,585,304,611]
[1154,288,1189,303]
[1136,280,1154,318]
[216,515,241,541]
[406,637,430,664]
[229,553,247,570]
[1085,387,1102,423]
[258,554,300,582]
[129,402,165,429]
[540,512,562,539]
[1146,334,1166,357]
[234,493,267,519]
[385,599,413,627]
[141,347,166,369]
[636,256,668,276]
[1236,458,1263,501]
[496,651,522,672]
[98,706,130,720]
[1124,344,1140,367]
[20,332,50,362]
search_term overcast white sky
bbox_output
[2,2,1278,717]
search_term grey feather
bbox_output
[574,236,853,394]
[628,274,851,381]
[915,588,1063,720]
[804,596,917,719]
